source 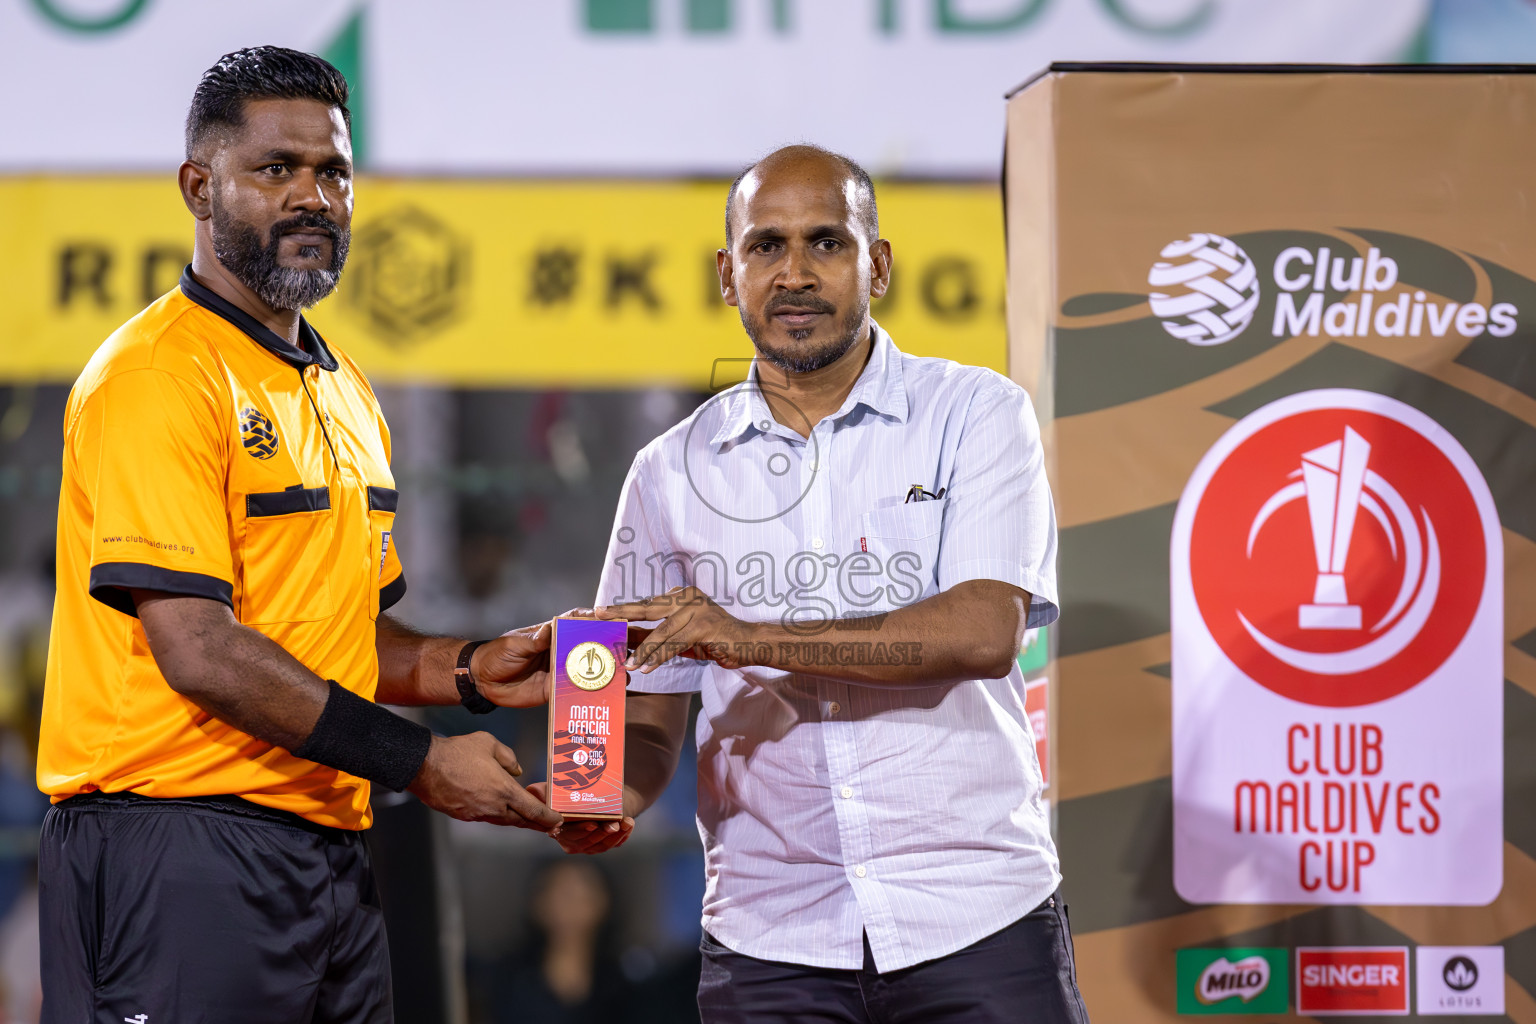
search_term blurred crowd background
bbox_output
[3,0,1535,1020]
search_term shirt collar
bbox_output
[709,322,908,450]
[179,265,339,372]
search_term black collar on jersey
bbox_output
[179,266,340,373]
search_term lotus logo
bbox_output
[1197,955,1270,1004]
[1443,956,1478,992]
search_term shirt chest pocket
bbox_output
[858,500,945,608]
[240,486,338,625]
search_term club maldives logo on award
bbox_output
[1171,389,1503,904]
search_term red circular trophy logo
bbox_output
[1187,391,1485,707]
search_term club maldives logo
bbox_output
[1148,233,1520,346]
[1184,390,1486,707]
[240,407,279,461]
[1149,233,1260,345]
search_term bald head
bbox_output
[725,145,878,247]
[715,143,892,377]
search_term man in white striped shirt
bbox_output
[556,145,1087,1023]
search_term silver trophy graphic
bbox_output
[1298,427,1370,630]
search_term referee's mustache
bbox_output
[270,212,345,247]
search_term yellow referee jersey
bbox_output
[39,268,407,830]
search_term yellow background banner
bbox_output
[0,177,1006,387]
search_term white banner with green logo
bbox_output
[2,0,1426,175]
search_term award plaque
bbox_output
[547,617,627,819]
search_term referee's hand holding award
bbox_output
[407,732,556,829]
[406,619,563,829]
[470,619,557,709]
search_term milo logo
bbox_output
[1197,955,1270,1004]
[1176,948,1288,1015]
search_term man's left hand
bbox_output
[596,586,758,674]
[527,781,638,855]
[471,620,554,707]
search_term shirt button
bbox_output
[840,786,853,799]
[829,701,841,716]
[854,865,867,878]
[811,537,824,550]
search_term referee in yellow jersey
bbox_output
[37,47,569,1022]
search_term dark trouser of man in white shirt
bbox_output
[698,892,1088,1024]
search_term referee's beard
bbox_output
[211,198,350,313]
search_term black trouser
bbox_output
[697,890,1090,1024]
[40,792,392,1024]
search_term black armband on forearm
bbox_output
[293,680,434,793]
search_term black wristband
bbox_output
[294,680,434,793]
[455,640,497,715]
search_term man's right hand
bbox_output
[408,732,563,831]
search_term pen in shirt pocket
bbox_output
[859,485,948,550]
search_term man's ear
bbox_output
[179,159,213,221]
[869,239,893,300]
[717,248,739,308]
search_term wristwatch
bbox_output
[454,640,497,715]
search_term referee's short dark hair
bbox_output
[185,46,351,159]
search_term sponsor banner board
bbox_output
[1415,946,1505,1016]
[0,1,1427,175]
[1004,66,1534,1020]
[1175,947,1288,1015]
[1296,947,1410,1016]
[0,177,1005,386]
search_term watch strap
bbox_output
[454,640,496,715]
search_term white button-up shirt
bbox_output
[596,325,1060,971]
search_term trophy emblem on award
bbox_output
[567,640,617,691]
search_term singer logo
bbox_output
[1186,391,1485,707]
[1297,947,1409,1015]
